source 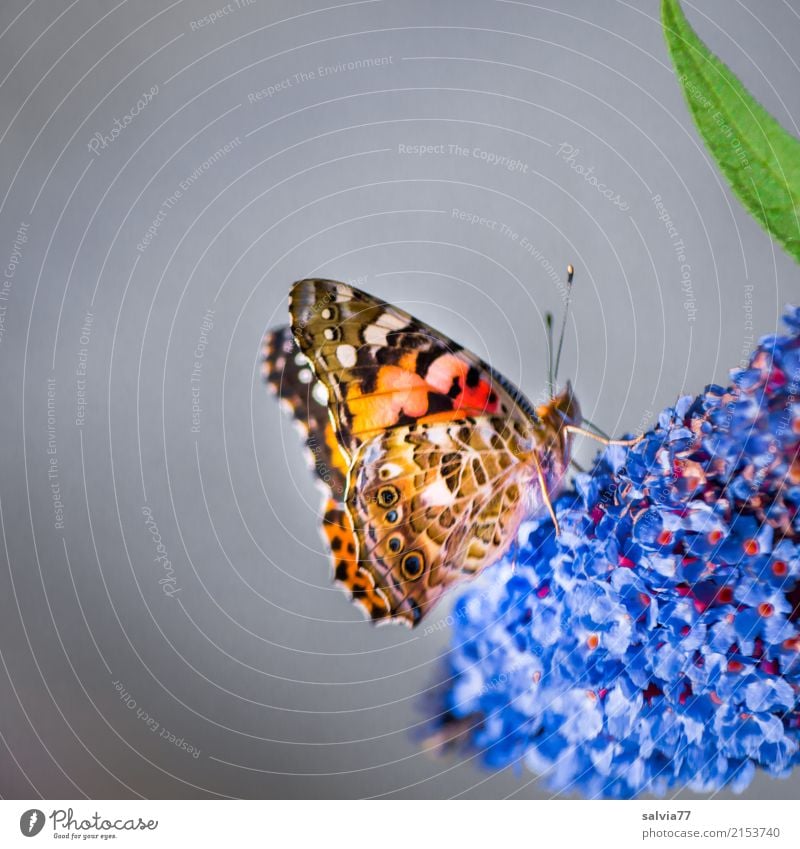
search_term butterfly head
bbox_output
[537,380,581,436]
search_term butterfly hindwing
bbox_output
[263,326,393,620]
[322,498,391,621]
[262,325,348,500]
[345,416,533,626]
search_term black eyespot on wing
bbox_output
[377,485,400,507]
[465,366,481,388]
[400,550,425,580]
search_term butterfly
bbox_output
[263,277,633,627]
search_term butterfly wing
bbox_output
[289,278,540,460]
[263,326,392,619]
[346,417,535,626]
[262,325,348,500]
[282,279,557,626]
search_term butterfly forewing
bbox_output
[289,279,539,458]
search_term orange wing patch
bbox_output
[289,279,522,457]
[322,420,349,485]
[346,354,503,439]
[322,498,391,622]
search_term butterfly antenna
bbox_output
[545,312,555,394]
[553,264,574,384]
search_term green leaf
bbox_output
[662,0,800,263]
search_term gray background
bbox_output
[0,0,798,800]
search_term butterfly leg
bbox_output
[531,451,561,536]
[565,425,644,448]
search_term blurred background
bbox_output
[0,0,797,799]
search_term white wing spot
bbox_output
[312,381,329,405]
[336,343,357,367]
[377,312,407,330]
[421,479,455,507]
[379,462,404,480]
[427,425,454,446]
[364,324,388,346]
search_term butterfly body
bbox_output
[264,278,581,626]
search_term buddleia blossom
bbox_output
[431,306,800,798]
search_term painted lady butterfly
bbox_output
[264,278,631,627]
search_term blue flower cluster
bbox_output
[435,306,800,797]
